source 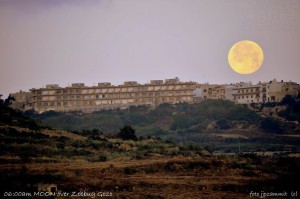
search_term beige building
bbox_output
[210,85,226,100]
[9,78,300,112]
[193,84,235,101]
[193,84,221,101]
[29,78,196,113]
[9,91,33,111]
[268,79,300,102]
[233,82,269,104]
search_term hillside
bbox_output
[1,103,300,198]
[27,100,260,132]
[26,100,300,153]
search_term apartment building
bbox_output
[193,84,235,102]
[8,78,300,112]
[193,84,220,101]
[269,79,300,102]
[9,91,33,111]
[29,78,196,113]
[232,82,269,104]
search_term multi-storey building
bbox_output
[268,79,300,102]
[193,84,235,101]
[224,84,235,101]
[210,85,226,100]
[8,78,300,112]
[193,84,220,101]
[232,82,269,104]
[9,91,33,111]
[29,78,196,113]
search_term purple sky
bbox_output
[1,0,300,97]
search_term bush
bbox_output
[216,119,231,130]
[170,114,193,130]
[124,167,137,175]
[117,125,137,140]
[260,117,282,133]
[98,155,107,162]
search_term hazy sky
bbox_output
[1,0,300,97]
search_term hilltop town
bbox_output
[5,78,300,113]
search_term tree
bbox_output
[260,117,282,133]
[117,125,137,140]
[170,114,192,130]
[281,95,295,107]
[216,119,231,130]
[0,94,3,105]
[4,95,15,105]
[89,128,103,139]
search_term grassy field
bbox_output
[1,102,300,198]
[1,125,300,198]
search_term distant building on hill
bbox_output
[232,82,269,104]
[268,79,300,102]
[9,91,33,111]
[28,78,196,113]
[8,78,300,112]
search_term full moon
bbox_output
[228,40,264,74]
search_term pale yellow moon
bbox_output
[228,40,264,74]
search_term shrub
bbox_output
[216,119,231,130]
[98,155,107,162]
[124,167,137,175]
[260,117,282,133]
[117,125,137,140]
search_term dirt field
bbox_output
[1,155,283,199]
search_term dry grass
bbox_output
[41,129,85,140]
[0,155,278,198]
[0,125,85,140]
